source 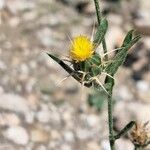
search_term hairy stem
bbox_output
[107,78,115,150]
[93,0,115,149]
[93,0,108,61]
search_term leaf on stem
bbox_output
[93,18,108,48]
[115,121,135,140]
[47,53,82,83]
[105,31,141,76]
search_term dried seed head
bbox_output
[129,121,150,147]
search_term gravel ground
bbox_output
[0,0,150,150]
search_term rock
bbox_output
[0,86,4,94]
[136,81,149,92]
[37,109,50,123]
[63,131,74,143]
[30,128,50,143]
[117,85,133,101]
[22,11,37,22]
[86,114,99,128]
[37,104,57,124]
[51,130,61,140]
[8,17,20,27]
[0,144,16,150]
[35,145,46,150]
[0,93,29,114]
[0,113,20,126]
[116,139,134,150]
[37,28,53,47]
[6,0,35,14]
[0,0,5,10]
[0,60,7,70]
[101,140,110,150]
[60,144,72,150]
[76,128,95,140]
[115,101,150,127]
[86,141,100,150]
[25,111,35,124]
[3,126,29,145]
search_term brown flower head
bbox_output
[129,121,150,147]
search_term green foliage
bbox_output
[93,18,108,48]
[105,30,141,76]
[47,53,82,83]
[46,0,143,149]
[88,90,107,111]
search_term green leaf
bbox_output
[93,18,108,47]
[122,30,134,47]
[88,90,107,111]
[89,53,101,66]
[105,34,141,76]
[47,53,81,82]
[114,121,135,139]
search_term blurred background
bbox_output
[0,0,150,149]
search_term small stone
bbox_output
[0,93,29,114]
[136,81,149,92]
[37,28,53,47]
[64,131,74,142]
[35,145,46,150]
[86,141,100,150]
[4,126,29,145]
[76,128,92,140]
[25,112,35,124]
[0,86,4,94]
[51,130,60,140]
[116,139,134,150]
[6,0,35,14]
[86,114,99,127]
[8,17,20,27]
[101,140,110,150]
[61,144,71,150]
[37,110,50,123]
[0,113,20,126]
[0,0,5,10]
[0,60,6,70]
[30,128,50,143]
[23,11,37,21]
[117,85,133,101]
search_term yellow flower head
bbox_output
[69,35,94,62]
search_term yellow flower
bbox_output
[69,35,94,62]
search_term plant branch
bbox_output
[107,78,115,150]
[93,0,115,149]
[115,121,135,139]
[93,0,108,61]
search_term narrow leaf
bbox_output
[47,53,81,83]
[115,121,135,139]
[105,35,141,76]
[122,30,134,47]
[93,18,108,47]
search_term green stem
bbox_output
[93,0,108,61]
[102,39,108,61]
[94,0,101,24]
[134,146,143,150]
[93,0,115,149]
[107,79,115,150]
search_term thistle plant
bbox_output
[46,0,150,149]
